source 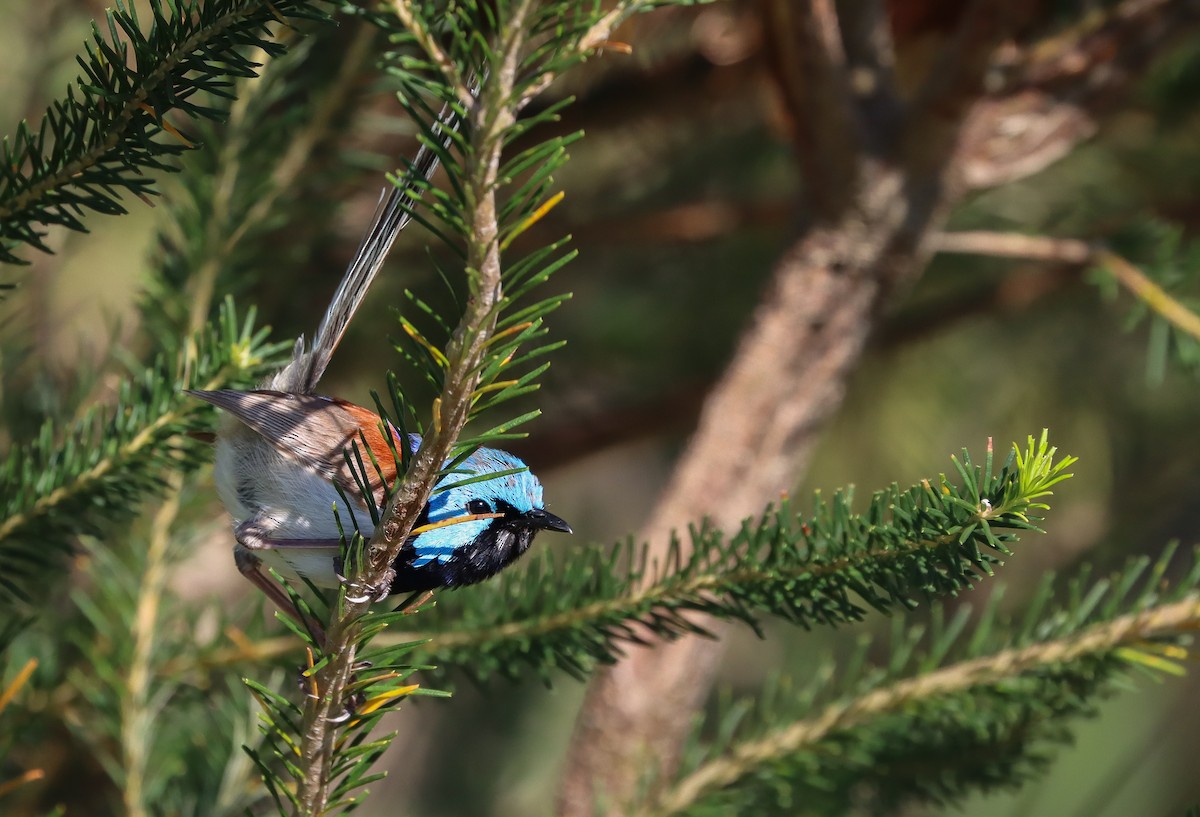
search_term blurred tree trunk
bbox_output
[557,0,1197,812]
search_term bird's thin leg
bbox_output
[234,545,327,645]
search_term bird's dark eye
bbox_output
[467,499,492,515]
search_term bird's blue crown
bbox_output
[402,434,543,568]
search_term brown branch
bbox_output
[554,0,1200,806]
[932,229,1200,343]
[953,0,1200,191]
[953,91,1097,190]
[760,0,859,217]
[930,230,1092,264]
[557,2,1024,812]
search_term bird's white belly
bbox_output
[212,429,376,587]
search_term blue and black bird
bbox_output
[189,102,570,618]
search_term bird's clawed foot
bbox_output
[338,565,396,605]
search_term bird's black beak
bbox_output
[525,508,573,534]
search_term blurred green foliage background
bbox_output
[3,0,1200,815]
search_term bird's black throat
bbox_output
[387,502,542,594]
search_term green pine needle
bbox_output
[0,0,329,264]
[400,433,1076,682]
[634,543,1200,817]
[0,300,288,611]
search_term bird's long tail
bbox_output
[268,98,464,394]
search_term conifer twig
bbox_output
[387,0,473,109]
[0,0,326,263]
[641,594,1200,817]
[121,478,183,817]
[171,431,1072,686]
[291,2,540,811]
[931,231,1200,343]
[186,27,375,330]
[1098,250,1200,343]
[930,231,1092,264]
[0,364,254,547]
[282,0,659,799]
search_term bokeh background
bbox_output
[3,1,1200,815]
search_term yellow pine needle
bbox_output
[0,658,36,716]
[1114,646,1188,676]
[1135,641,1191,661]
[473,379,520,398]
[0,768,44,800]
[342,683,422,732]
[335,682,400,744]
[402,321,450,368]
[411,511,505,536]
[500,190,565,251]
[136,103,194,147]
[432,397,443,435]
[357,684,420,717]
[276,727,304,757]
[349,671,404,691]
[487,321,535,346]
[304,646,320,700]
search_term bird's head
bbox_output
[408,445,572,570]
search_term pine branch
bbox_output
[933,223,1200,376]
[287,0,544,806]
[0,301,289,612]
[55,520,280,815]
[635,544,1200,817]
[178,433,1075,685]
[120,478,182,817]
[932,229,1200,341]
[0,16,369,616]
[0,0,328,265]
[410,432,1075,680]
[239,3,673,813]
[150,24,378,336]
